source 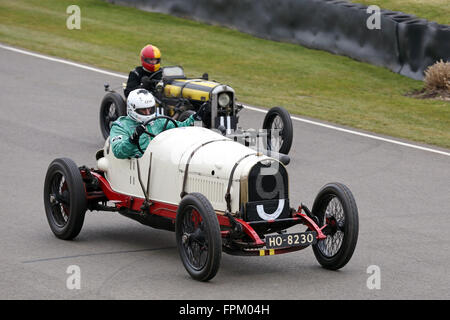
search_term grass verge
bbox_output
[350,0,449,25]
[0,0,449,148]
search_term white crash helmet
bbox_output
[127,88,157,123]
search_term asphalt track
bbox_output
[0,44,449,300]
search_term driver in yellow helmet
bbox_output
[124,44,162,98]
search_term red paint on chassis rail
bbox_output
[84,170,327,253]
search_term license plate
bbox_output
[265,231,317,249]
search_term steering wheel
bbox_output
[148,69,162,80]
[136,115,179,154]
[141,69,163,93]
[147,69,162,86]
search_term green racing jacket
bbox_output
[110,115,195,159]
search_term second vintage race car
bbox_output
[44,117,359,281]
[99,66,294,155]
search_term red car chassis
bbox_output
[80,167,328,256]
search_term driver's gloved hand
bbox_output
[141,76,152,90]
[193,103,208,121]
[129,124,146,145]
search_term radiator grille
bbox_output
[186,176,226,204]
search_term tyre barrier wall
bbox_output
[110,0,450,80]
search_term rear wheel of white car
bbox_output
[311,183,359,270]
[176,193,222,281]
[43,158,87,240]
[99,92,126,139]
[262,106,293,155]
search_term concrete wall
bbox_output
[110,0,450,80]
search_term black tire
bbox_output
[311,183,359,270]
[43,158,87,240]
[178,110,196,122]
[175,193,222,281]
[262,106,293,155]
[99,92,126,139]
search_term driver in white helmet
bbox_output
[110,89,205,159]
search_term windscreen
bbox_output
[162,66,185,79]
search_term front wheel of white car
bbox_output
[175,193,222,281]
[311,183,359,270]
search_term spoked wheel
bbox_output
[43,158,87,240]
[262,106,293,155]
[99,92,126,139]
[311,183,359,270]
[175,193,221,281]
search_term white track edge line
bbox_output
[1,43,448,157]
[0,43,127,79]
[243,105,450,157]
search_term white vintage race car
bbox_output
[43,117,359,281]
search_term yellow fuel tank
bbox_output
[163,79,219,101]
